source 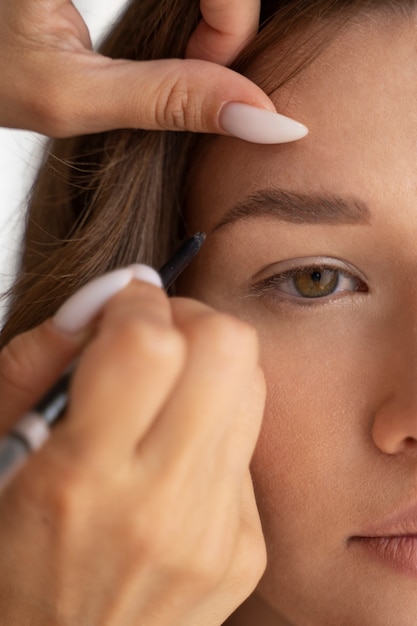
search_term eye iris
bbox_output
[293,269,339,298]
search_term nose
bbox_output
[372,340,417,455]
[372,398,417,455]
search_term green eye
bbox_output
[293,269,339,298]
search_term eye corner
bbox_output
[354,280,369,294]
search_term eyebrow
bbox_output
[211,188,371,232]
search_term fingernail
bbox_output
[219,102,309,144]
[53,265,164,334]
[129,264,163,288]
[53,268,135,334]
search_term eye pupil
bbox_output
[294,268,339,298]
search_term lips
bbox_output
[350,502,417,578]
[350,536,417,577]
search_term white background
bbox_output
[0,0,128,304]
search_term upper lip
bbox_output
[353,501,417,538]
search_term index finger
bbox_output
[56,280,185,468]
[186,0,260,65]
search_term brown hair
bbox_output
[0,0,414,347]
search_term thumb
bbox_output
[33,56,308,143]
[0,320,86,436]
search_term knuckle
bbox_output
[155,70,197,131]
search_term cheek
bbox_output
[249,307,381,549]
[244,312,379,615]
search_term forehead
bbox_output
[187,14,417,232]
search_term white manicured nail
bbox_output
[129,264,163,288]
[219,102,309,144]
[53,265,164,334]
[53,268,135,334]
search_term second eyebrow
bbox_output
[212,188,371,232]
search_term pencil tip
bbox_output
[193,231,206,246]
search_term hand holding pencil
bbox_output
[0,236,266,625]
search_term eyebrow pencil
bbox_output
[159,231,205,288]
[0,232,206,490]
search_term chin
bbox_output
[252,556,417,626]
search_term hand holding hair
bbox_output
[0,269,266,625]
[0,0,307,143]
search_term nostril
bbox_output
[403,437,417,450]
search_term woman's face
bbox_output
[182,12,417,626]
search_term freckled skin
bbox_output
[181,12,417,626]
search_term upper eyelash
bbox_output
[264,265,333,285]
[262,264,357,285]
